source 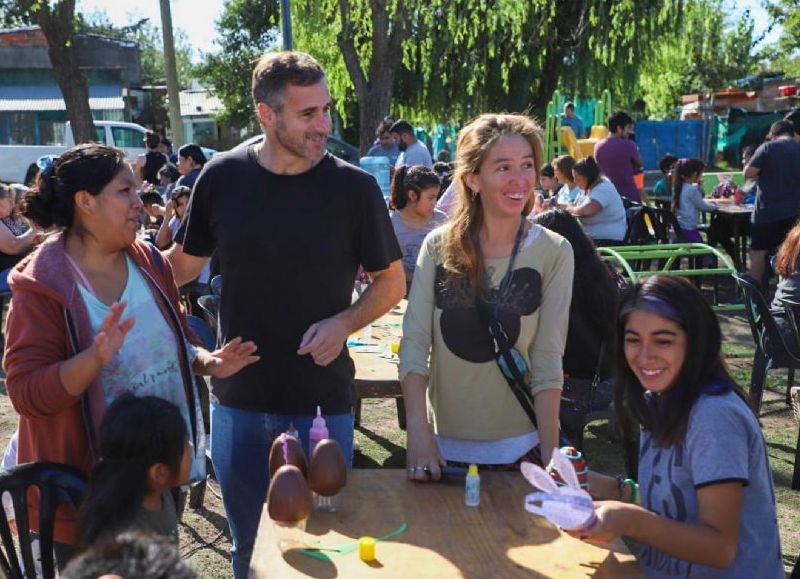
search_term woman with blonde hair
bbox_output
[399,114,574,481]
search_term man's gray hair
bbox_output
[251,51,325,112]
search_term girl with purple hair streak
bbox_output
[572,276,783,578]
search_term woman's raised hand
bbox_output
[91,301,135,366]
[203,337,259,379]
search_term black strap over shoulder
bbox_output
[475,218,540,429]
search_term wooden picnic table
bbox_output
[250,469,643,578]
[350,301,406,429]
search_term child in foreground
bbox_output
[78,395,192,546]
[577,276,783,578]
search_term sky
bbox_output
[77,0,781,59]
[76,0,226,58]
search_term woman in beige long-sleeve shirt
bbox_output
[399,114,574,482]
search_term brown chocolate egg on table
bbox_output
[267,464,313,524]
[308,438,347,496]
[269,433,307,477]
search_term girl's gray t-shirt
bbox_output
[390,209,447,279]
[637,390,784,578]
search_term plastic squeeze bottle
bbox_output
[309,406,329,456]
[465,464,480,507]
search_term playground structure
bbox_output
[598,243,741,312]
[544,89,611,162]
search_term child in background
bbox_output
[653,154,678,201]
[78,395,192,546]
[671,157,716,243]
[576,276,784,578]
[553,155,581,206]
[533,163,561,213]
[539,163,560,198]
[389,165,445,294]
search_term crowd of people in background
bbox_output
[0,48,795,579]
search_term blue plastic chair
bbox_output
[196,294,220,337]
[186,314,215,351]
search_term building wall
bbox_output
[0,27,141,87]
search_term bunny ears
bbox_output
[522,448,584,492]
[521,448,597,532]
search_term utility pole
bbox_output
[159,0,184,146]
[280,0,293,50]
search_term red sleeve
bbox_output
[4,291,83,418]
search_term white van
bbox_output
[0,120,148,184]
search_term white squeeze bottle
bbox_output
[309,406,329,456]
[465,464,480,507]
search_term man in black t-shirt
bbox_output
[169,52,404,579]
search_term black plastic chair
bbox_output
[0,462,86,579]
[210,275,222,297]
[624,205,662,246]
[732,273,800,412]
[183,315,215,509]
[196,294,220,337]
[650,207,685,243]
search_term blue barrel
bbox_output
[360,156,391,199]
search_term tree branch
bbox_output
[337,0,367,95]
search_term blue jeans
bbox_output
[0,268,11,294]
[210,403,354,579]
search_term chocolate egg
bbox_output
[267,464,313,524]
[308,438,347,496]
[269,433,307,477]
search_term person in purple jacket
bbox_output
[593,111,644,203]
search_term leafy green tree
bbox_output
[196,0,280,130]
[294,0,411,154]
[202,0,685,149]
[763,0,800,79]
[1,0,96,143]
[636,0,758,119]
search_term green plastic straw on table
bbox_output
[300,523,409,560]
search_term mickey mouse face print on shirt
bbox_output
[434,265,542,363]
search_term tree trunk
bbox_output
[531,44,564,118]
[337,0,410,155]
[357,87,393,157]
[35,0,97,144]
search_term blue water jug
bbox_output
[360,156,391,199]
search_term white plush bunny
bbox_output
[521,450,597,531]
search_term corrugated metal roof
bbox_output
[179,90,222,117]
[0,97,124,111]
[0,85,124,111]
